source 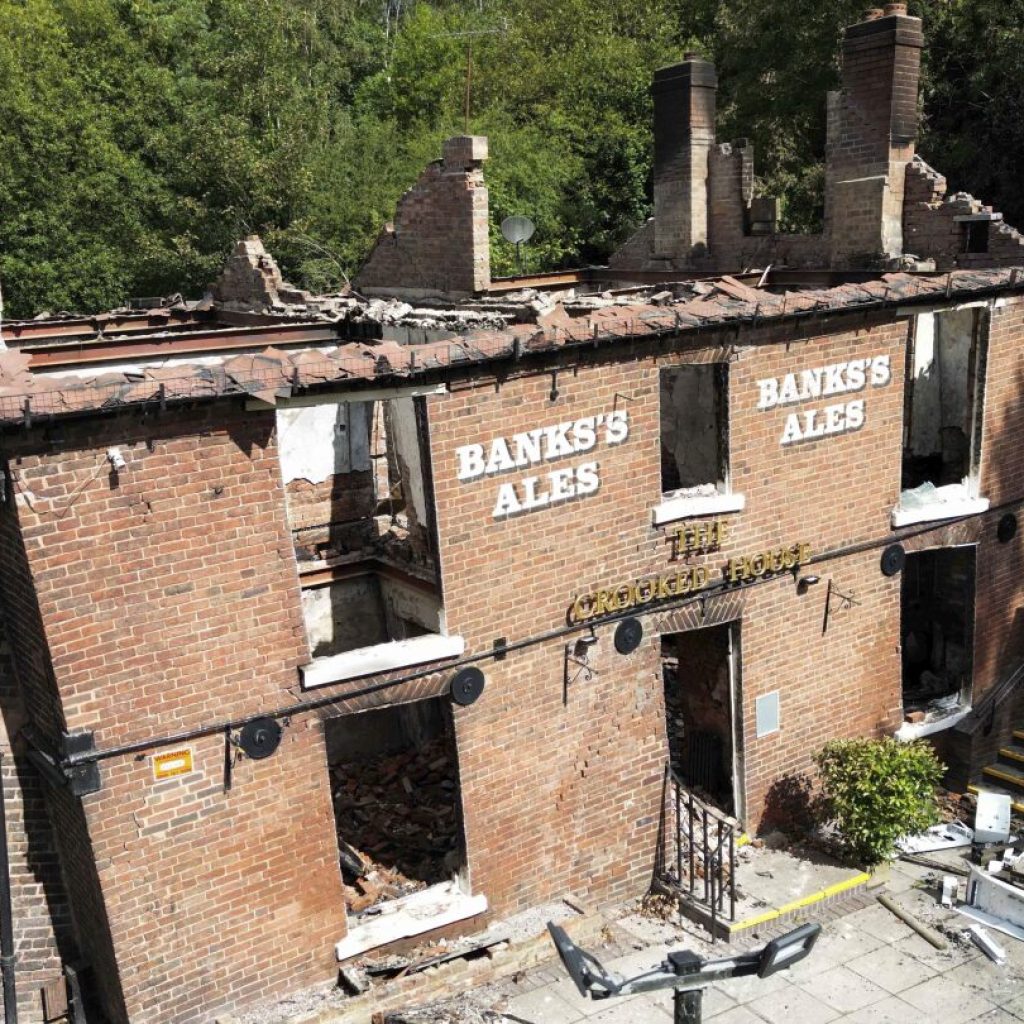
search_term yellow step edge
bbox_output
[729,872,871,934]
[982,765,1024,789]
[968,782,1024,814]
[1000,747,1024,764]
[1013,730,1024,743]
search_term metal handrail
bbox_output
[655,764,737,933]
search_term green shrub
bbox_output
[813,738,945,866]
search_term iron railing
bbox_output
[654,764,737,934]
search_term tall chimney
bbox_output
[825,7,923,265]
[652,55,717,261]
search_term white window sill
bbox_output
[653,492,745,526]
[335,880,487,961]
[891,496,989,528]
[895,705,972,741]
[301,633,465,689]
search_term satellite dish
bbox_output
[501,216,535,275]
[501,216,535,244]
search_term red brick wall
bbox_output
[426,314,912,912]
[0,626,76,1023]
[2,405,347,1023]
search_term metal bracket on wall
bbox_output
[60,732,101,797]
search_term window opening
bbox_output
[898,308,986,521]
[326,698,466,918]
[660,364,729,497]
[901,546,975,720]
[662,624,738,814]
[277,395,458,687]
[962,220,989,255]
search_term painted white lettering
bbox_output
[485,437,515,475]
[575,461,600,496]
[779,373,799,404]
[492,483,521,518]
[871,354,891,386]
[543,421,574,460]
[799,368,822,400]
[512,428,543,467]
[520,475,551,511]
[757,377,779,410]
[780,414,803,445]
[548,466,576,502]
[846,358,866,392]
[572,416,597,452]
[823,362,847,396]
[845,398,865,431]
[456,443,486,481]
[605,409,630,444]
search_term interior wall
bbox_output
[660,364,724,492]
[907,309,975,484]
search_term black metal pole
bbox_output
[0,753,17,1024]
[674,988,702,1024]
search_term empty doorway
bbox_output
[662,622,742,817]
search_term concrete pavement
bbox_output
[477,858,1024,1023]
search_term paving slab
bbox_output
[745,980,840,1024]
[843,903,915,944]
[585,995,672,1023]
[900,972,997,1023]
[712,1005,771,1024]
[846,940,939,994]
[841,994,924,1023]
[795,963,889,1014]
[503,985,585,1022]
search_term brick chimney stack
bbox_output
[826,4,924,266]
[652,54,717,262]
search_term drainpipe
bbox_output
[0,752,17,1024]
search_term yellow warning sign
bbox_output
[153,748,194,781]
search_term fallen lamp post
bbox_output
[547,920,821,1024]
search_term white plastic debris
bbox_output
[941,875,958,908]
[896,820,973,854]
[968,924,1007,964]
[975,792,1012,844]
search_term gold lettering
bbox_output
[769,549,784,573]
[726,557,747,583]
[594,590,612,615]
[571,595,594,622]
[615,585,631,609]
[715,519,728,546]
[694,565,709,589]
[797,543,812,565]
[656,576,673,599]
[637,579,654,603]
[750,553,767,576]
[782,546,797,569]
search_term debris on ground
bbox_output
[332,736,460,914]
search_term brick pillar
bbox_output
[355,136,490,299]
[825,5,923,266]
[652,55,717,261]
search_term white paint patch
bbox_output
[276,403,370,484]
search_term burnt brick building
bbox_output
[1,5,1024,1022]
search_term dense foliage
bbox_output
[0,0,1021,317]
[814,737,944,866]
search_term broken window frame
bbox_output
[892,303,990,528]
[653,362,745,526]
[272,385,463,690]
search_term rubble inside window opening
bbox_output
[325,699,465,919]
[660,364,729,497]
[901,546,976,721]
